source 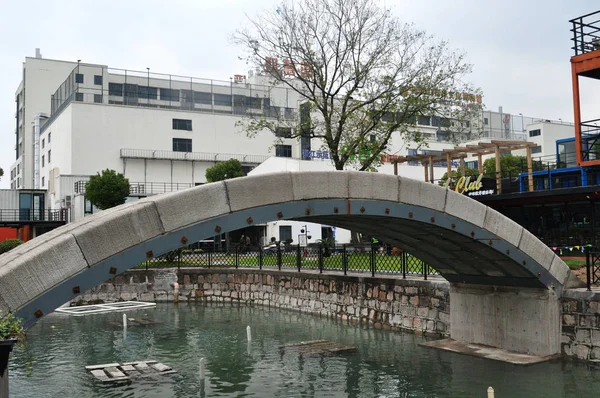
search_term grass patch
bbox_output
[563,259,586,270]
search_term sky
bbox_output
[0,0,598,188]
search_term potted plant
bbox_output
[0,311,25,394]
[317,237,336,257]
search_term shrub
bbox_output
[0,239,24,255]
[0,311,25,341]
[163,249,182,262]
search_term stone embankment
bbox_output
[71,268,451,337]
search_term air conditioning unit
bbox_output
[65,195,72,207]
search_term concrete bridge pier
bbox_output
[449,284,561,358]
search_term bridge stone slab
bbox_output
[444,190,487,228]
[348,172,399,202]
[483,208,523,248]
[398,178,447,213]
[226,172,294,212]
[291,172,349,200]
[147,181,231,232]
[0,234,88,313]
[73,202,164,266]
[517,229,557,276]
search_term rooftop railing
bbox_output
[0,209,66,223]
[120,148,274,164]
[570,10,600,56]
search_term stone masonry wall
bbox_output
[561,289,600,361]
[71,268,451,337]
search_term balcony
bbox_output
[570,10,600,56]
[0,209,67,225]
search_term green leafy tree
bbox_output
[483,154,544,178]
[85,169,130,210]
[205,159,244,183]
[438,166,480,187]
[234,0,482,171]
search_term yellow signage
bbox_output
[445,174,483,194]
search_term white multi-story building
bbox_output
[5,51,572,244]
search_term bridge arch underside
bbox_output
[1,198,568,328]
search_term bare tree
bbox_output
[234,0,483,170]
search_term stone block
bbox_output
[580,315,596,328]
[412,318,422,329]
[575,344,590,360]
[226,172,294,212]
[444,190,487,228]
[588,301,600,314]
[431,297,440,307]
[0,234,89,313]
[291,172,349,200]
[409,296,419,306]
[482,208,523,248]
[348,172,399,202]
[148,181,230,231]
[73,202,164,265]
[548,256,570,287]
[591,347,600,360]
[417,307,428,317]
[517,229,555,277]
[576,329,591,343]
[398,177,447,212]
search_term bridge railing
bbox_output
[138,244,438,279]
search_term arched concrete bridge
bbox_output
[0,172,576,357]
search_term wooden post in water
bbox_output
[487,386,495,398]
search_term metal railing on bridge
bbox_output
[0,209,67,223]
[138,244,439,280]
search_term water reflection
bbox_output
[8,302,600,397]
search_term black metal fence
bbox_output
[570,10,600,56]
[0,209,66,223]
[138,244,438,279]
[586,248,600,290]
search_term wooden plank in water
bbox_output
[90,369,110,382]
[120,365,136,372]
[281,340,356,356]
[85,363,120,371]
[151,363,172,372]
[105,367,127,378]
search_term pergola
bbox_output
[392,140,539,194]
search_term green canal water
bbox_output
[8,302,600,397]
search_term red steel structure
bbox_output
[570,10,600,166]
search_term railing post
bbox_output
[177,250,181,271]
[235,246,239,269]
[343,245,348,276]
[277,243,282,271]
[318,246,323,274]
[259,247,263,270]
[423,259,428,280]
[587,248,592,291]
[296,244,301,272]
[370,246,375,277]
[208,251,211,269]
[402,252,406,279]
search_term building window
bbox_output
[108,83,123,96]
[418,115,430,126]
[48,132,51,143]
[369,134,376,142]
[531,146,542,154]
[94,75,103,85]
[275,144,292,158]
[48,150,51,163]
[194,91,212,105]
[160,88,180,101]
[42,139,45,149]
[42,155,45,167]
[172,119,192,131]
[484,118,489,125]
[42,177,45,187]
[75,92,84,101]
[529,129,541,137]
[94,94,103,103]
[172,138,192,152]
[138,86,158,100]
[214,94,232,106]
[279,225,292,242]
[75,73,84,83]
